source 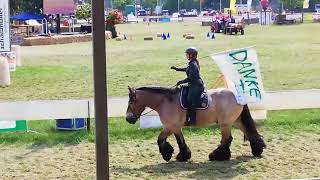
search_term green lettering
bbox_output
[229,50,248,62]
[250,88,262,99]
[240,79,245,92]
[239,69,257,79]
[245,80,259,89]
[234,62,253,72]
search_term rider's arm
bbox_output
[175,67,187,72]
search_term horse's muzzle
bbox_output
[126,116,138,124]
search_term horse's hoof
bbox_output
[250,137,266,157]
[176,147,191,162]
[161,142,174,162]
[209,146,231,161]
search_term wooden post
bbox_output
[92,0,109,179]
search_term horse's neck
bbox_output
[138,91,165,111]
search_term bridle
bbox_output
[128,85,178,119]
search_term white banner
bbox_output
[0,0,10,52]
[212,47,265,106]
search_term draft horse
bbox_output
[126,86,266,162]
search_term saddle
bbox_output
[179,86,209,110]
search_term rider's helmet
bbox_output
[185,47,198,59]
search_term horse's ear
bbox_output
[128,86,132,93]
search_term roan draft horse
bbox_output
[126,86,266,162]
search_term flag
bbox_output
[303,0,309,9]
[211,47,265,106]
[230,0,236,14]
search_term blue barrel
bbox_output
[161,18,171,22]
[56,118,86,130]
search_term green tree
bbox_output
[163,0,178,13]
[141,0,157,9]
[75,3,92,23]
[281,0,304,9]
[10,0,43,15]
[113,0,134,10]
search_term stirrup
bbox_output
[185,110,196,126]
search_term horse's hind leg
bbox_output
[209,123,233,161]
[157,129,174,162]
[238,105,266,157]
[174,130,191,162]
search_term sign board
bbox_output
[0,120,27,133]
[0,0,10,52]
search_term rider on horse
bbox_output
[171,47,205,126]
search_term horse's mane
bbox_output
[137,86,180,95]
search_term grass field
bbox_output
[1,21,320,179]
[0,109,320,179]
[1,22,320,100]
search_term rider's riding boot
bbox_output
[185,109,196,126]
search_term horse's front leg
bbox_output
[174,130,191,162]
[157,129,174,162]
[209,123,233,161]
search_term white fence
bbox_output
[0,89,320,122]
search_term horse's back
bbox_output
[207,88,240,107]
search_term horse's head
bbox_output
[126,86,146,124]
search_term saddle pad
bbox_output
[179,86,209,110]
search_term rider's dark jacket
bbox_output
[175,58,205,107]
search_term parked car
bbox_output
[179,9,187,16]
[191,9,198,15]
[162,10,169,15]
[208,10,217,16]
[172,12,180,18]
[145,8,152,15]
[138,9,147,16]
[199,11,209,16]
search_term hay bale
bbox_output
[183,33,191,38]
[156,33,162,37]
[185,35,195,39]
[144,36,153,40]
[105,31,112,39]
[116,37,123,41]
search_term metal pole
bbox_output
[178,0,180,12]
[92,0,109,179]
[220,0,222,12]
[135,0,137,17]
[157,0,158,16]
[302,8,304,23]
[200,0,202,12]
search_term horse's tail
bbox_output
[240,104,266,156]
[240,104,258,138]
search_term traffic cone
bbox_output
[162,33,167,40]
[167,33,170,39]
[211,33,215,39]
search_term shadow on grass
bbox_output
[113,155,254,179]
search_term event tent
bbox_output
[11,12,45,21]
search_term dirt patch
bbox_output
[1,131,320,179]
